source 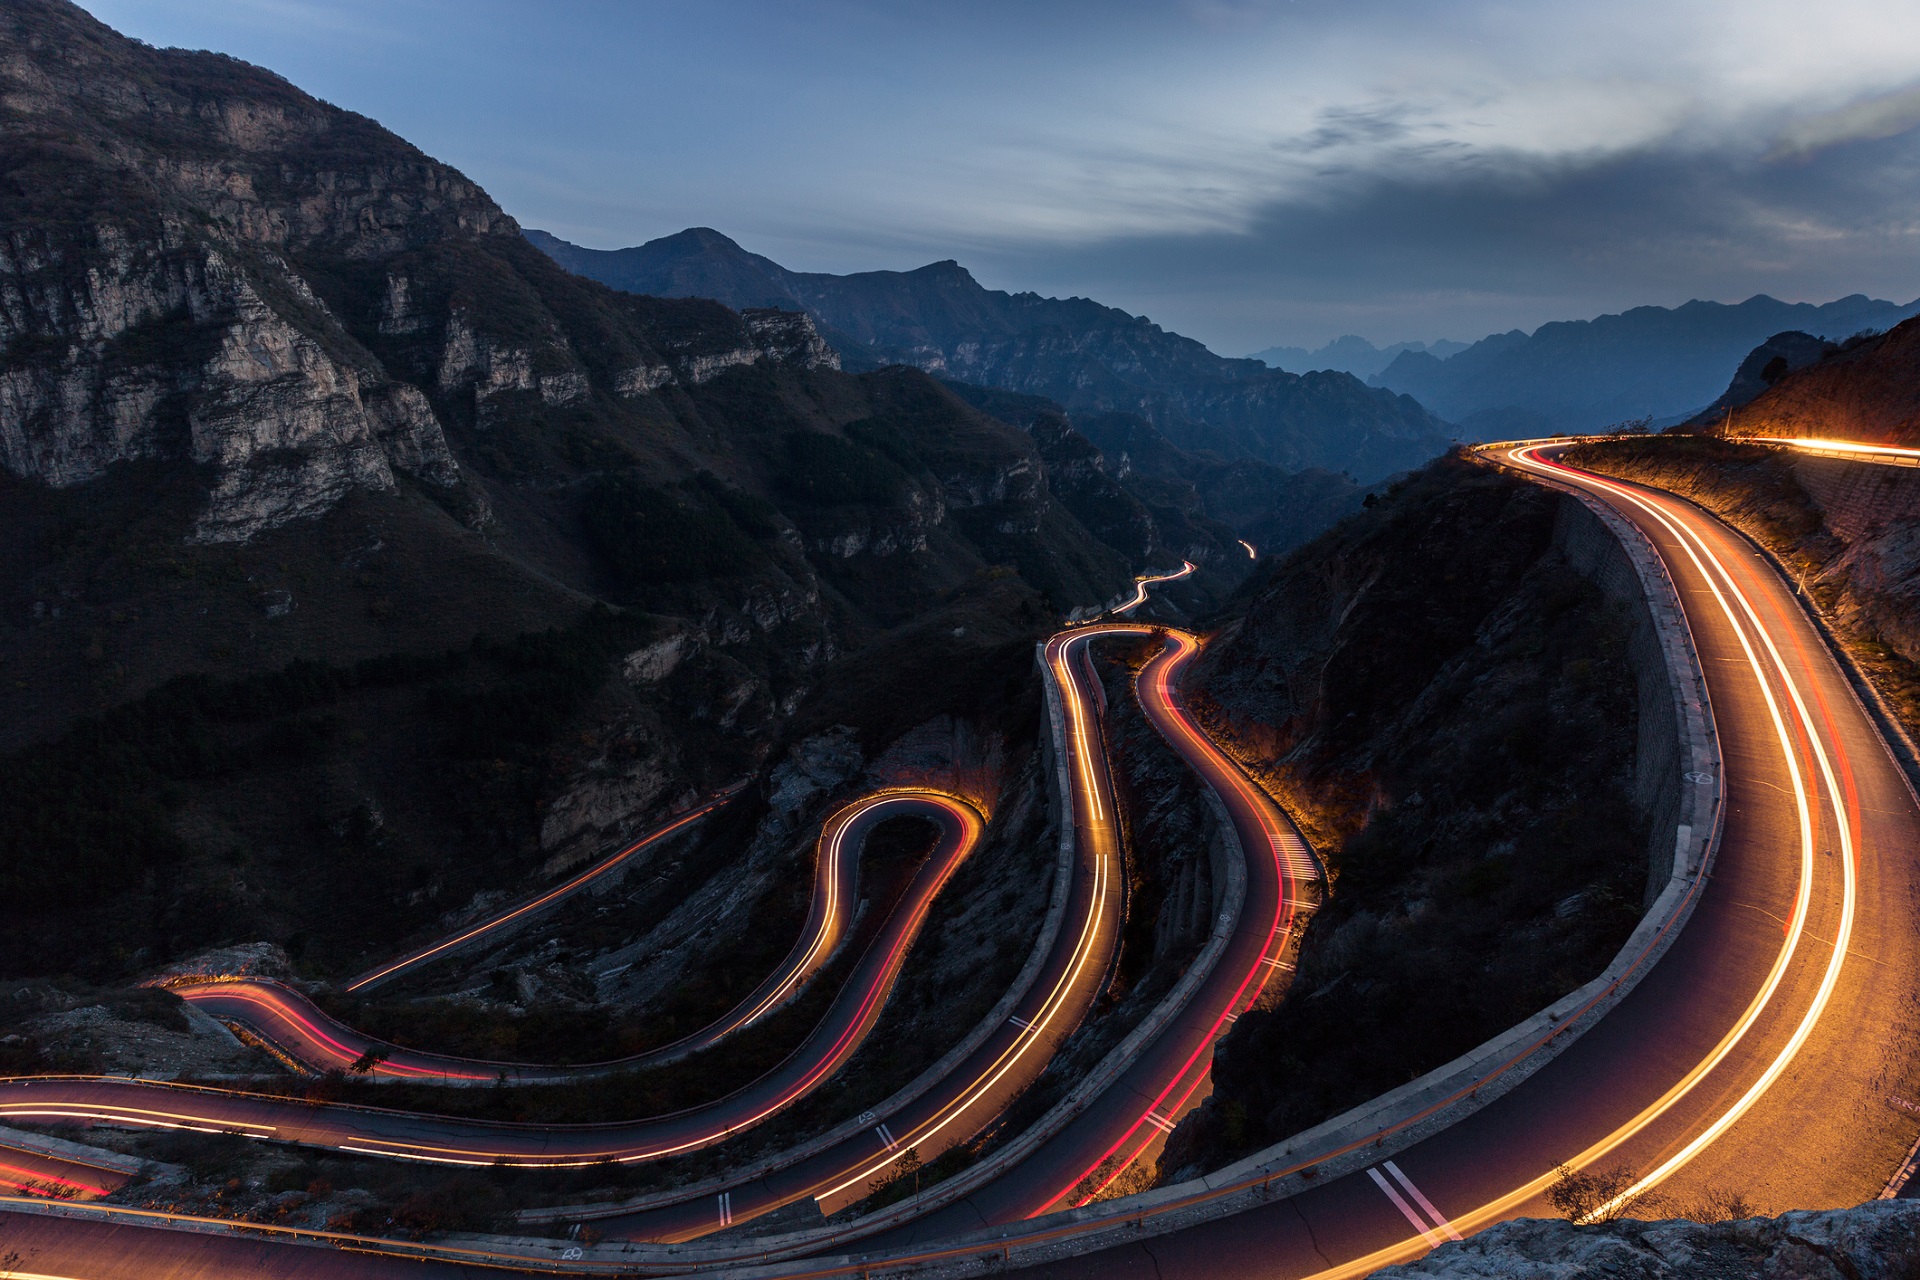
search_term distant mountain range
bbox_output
[1370,294,1920,437]
[526,229,1453,481]
[1248,336,1469,380]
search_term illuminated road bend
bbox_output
[0,581,1187,1255]
[175,789,965,1085]
[17,492,1917,1276]
[1113,560,1195,614]
[575,623,1138,1241]
[0,793,985,1172]
[848,440,1919,1280]
[852,622,1320,1252]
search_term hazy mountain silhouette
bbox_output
[527,229,1454,481]
[1371,294,1920,437]
[1249,336,1468,379]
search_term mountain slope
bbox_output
[0,0,1223,981]
[1718,315,1920,445]
[525,228,1454,481]
[1373,294,1920,436]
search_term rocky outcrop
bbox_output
[1690,330,1835,425]
[0,1,846,545]
[0,222,460,541]
[1375,1202,1920,1280]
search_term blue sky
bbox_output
[81,0,1920,354]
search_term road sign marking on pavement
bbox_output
[1368,1167,1443,1246]
[1010,1015,1033,1030]
[1260,955,1295,970]
[1385,1161,1462,1241]
[717,1191,732,1227]
[875,1123,899,1151]
[1142,1111,1176,1133]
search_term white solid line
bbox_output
[1368,1167,1444,1247]
[1385,1161,1462,1241]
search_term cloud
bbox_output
[1769,82,1920,160]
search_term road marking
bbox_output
[1368,1167,1444,1247]
[1141,1111,1177,1134]
[875,1124,899,1151]
[1260,955,1295,971]
[1385,1161,1462,1241]
[1009,1015,1034,1030]
[717,1190,732,1227]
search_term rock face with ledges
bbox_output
[0,0,847,543]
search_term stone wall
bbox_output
[1552,493,1685,906]
[1789,453,1920,543]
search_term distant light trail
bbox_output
[1751,436,1920,466]
[1113,561,1195,615]
[1237,540,1256,559]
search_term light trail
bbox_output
[1750,435,1920,465]
[1237,540,1256,559]
[342,789,740,993]
[1042,626,1313,1211]
[1113,562,1195,615]
[0,795,985,1169]
[812,632,1128,1202]
[1498,445,1857,1220]
[179,791,975,1086]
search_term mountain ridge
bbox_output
[1371,292,1920,436]
[526,228,1454,481]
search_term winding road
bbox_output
[173,789,979,1086]
[6,439,1920,1280]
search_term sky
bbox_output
[81,0,1920,355]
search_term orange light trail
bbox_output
[1046,626,1313,1210]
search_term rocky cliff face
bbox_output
[0,1,847,544]
[1375,1201,1920,1280]
[0,0,1228,988]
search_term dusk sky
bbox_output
[81,0,1920,354]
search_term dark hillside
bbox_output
[526,228,1454,481]
[1718,315,1920,446]
[1160,459,1647,1171]
[0,0,1211,986]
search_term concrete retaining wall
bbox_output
[1552,494,1685,907]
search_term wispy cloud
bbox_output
[1769,82,1920,160]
